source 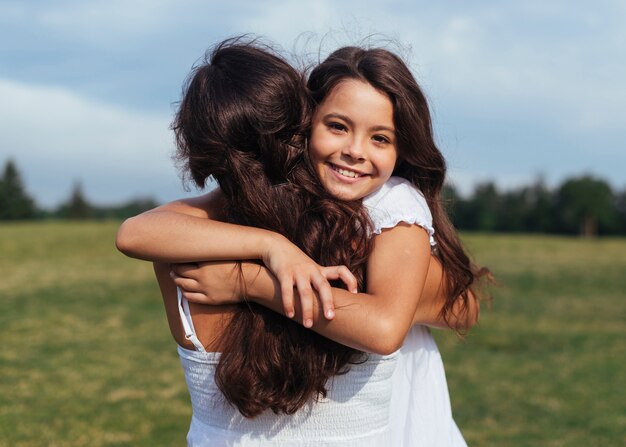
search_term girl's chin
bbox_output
[324,182,365,201]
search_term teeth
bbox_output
[332,166,360,178]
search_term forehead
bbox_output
[316,79,394,124]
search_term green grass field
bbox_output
[1,222,624,446]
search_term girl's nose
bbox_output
[342,138,366,160]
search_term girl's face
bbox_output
[309,79,398,201]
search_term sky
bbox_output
[0,0,624,208]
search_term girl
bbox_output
[118,44,486,445]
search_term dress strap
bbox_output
[177,287,206,352]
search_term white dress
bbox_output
[363,176,467,447]
[177,291,398,446]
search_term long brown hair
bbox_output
[308,47,490,328]
[173,38,372,417]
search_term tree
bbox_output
[0,159,37,220]
[466,182,500,231]
[57,182,93,219]
[441,183,462,225]
[523,177,555,233]
[91,197,159,219]
[555,175,615,237]
[614,188,626,234]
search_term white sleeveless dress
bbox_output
[177,293,398,446]
[363,177,467,447]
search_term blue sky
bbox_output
[1,0,624,207]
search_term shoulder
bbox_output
[363,177,435,246]
[161,187,228,220]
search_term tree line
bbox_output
[1,159,625,236]
[444,176,626,237]
[0,159,157,221]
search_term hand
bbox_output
[170,261,245,305]
[261,235,358,328]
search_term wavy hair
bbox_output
[173,38,372,417]
[308,47,490,328]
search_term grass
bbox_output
[1,222,625,446]
[0,222,189,446]
[435,234,626,446]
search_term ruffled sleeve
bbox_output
[363,177,436,247]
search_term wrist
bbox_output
[259,231,288,265]
[240,262,282,308]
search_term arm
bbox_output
[417,256,480,331]
[247,223,478,353]
[174,223,464,355]
[237,253,479,333]
[116,191,357,323]
[116,190,284,263]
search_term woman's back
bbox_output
[179,346,396,446]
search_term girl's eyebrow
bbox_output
[370,125,395,133]
[323,112,353,125]
[324,113,395,133]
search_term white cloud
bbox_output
[1,0,175,47]
[0,78,182,207]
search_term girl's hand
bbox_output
[171,258,357,328]
[170,262,244,305]
[261,235,358,328]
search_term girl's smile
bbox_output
[309,79,398,201]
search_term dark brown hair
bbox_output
[173,38,372,417]
[308,47,490,328]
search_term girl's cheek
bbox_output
[308,137,328,159]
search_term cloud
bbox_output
[1,1,179,48]
[0,78,185,207]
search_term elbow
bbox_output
[372,343,402,357]
[467,299,480,328]
[366,317,407,356]
[115,217,141,257]
[453,290,480,331]
[465,290,480,328]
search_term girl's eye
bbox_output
[328,122,347,132]
[373,134,391,144]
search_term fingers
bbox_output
[278,274,296,319]
[178,290,209,303]
[171,270,208,303]
[295,276,315,328]
[322,266,358,294]
[310,273,335,320]
[170,271,201,292]
[171,263,199,278]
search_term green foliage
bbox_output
[0,158,158,222]
[91,198,160,220]
[51,191,158,221]
[0,159,37,220]
[55,182,94,219]
[447,175,625,236]
[1,223,624,446]
[556,176,616,236]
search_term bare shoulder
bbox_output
[153,189,227,220]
